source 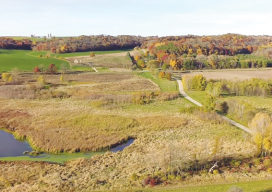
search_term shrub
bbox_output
[142,177,150,186]
[182,75,194,90]
[167,174,175,180]
[137,59,144,67]
[47,64,58,74]
[165,73,172,80]
[2,73,12,82]
[253,158,261,166]
[264,159,272,167]
[156,92,179,101]
[203,94,216,111]
[159,71,165,78]
[149,178,157,187]
[34,66,41,73]
[213,170,219,175]
[231,160,241,167]
[147,60,159,69]
[195,111,225,124]
[176,175,181,180]
[90,52,95,57]
[130,173,139,181]
[60,75,64,82]
[8,76,13,82]
[220,101,229,113]
[134,55,141,61]
[37,76,45,85]
[162,63,169,71]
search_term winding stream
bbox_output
[0,130,134,164]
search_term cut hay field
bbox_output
[67,50,140,69]
[191,69,272,80]
[28,49,132,58]
[0,49,68,72]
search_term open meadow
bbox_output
[0,49,69,72]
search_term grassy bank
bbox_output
[0,152,104,164]
[117,179,272,192]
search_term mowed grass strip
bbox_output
[0,49,69,72]
[186,90,206,104]
[28,49,132,58]
[137,72,178,92]
[118,179,272,192]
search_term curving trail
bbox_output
[176,80,252,134]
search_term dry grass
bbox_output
[0,72,137,86]
[0,117,259,191]
[68,50,141,69]
[0,97,255,155]
[191,70,272,80]
[0,69,261,191]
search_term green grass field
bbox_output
[3,36,67,42]
[0,152,104,165]
[0,49,69,72]
[116,179,272,192]
[137,72,178,92]
[28,49,132,58]
[186,90,206,104]
[3,36,47,42]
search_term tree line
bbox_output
[139,34,272,70]
[0,37,32,50]
[33,35,144,53]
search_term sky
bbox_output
[1,0,271,37]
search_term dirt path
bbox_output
[176,80,252,134]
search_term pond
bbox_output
[0,130,134,164]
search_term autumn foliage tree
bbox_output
[1,73,12,82]
[90,52,95,57]
[34,66,41,73]
[250,113,272,156]
[134,55,141,61]
[192,75,207,91]
[165,73,172,81]
[159,71,165,78]
[47,64,58,74]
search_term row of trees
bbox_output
[33,63,70,74]
[143,34,272,57]
[205,78,272,98]
[0,37,32,50]
[139,34,272,70]
[33,35,144,53]
[139,52,272,70]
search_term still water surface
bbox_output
[0,130,134,163]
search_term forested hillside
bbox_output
[33,35,144,53]
[137,34,272,70]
